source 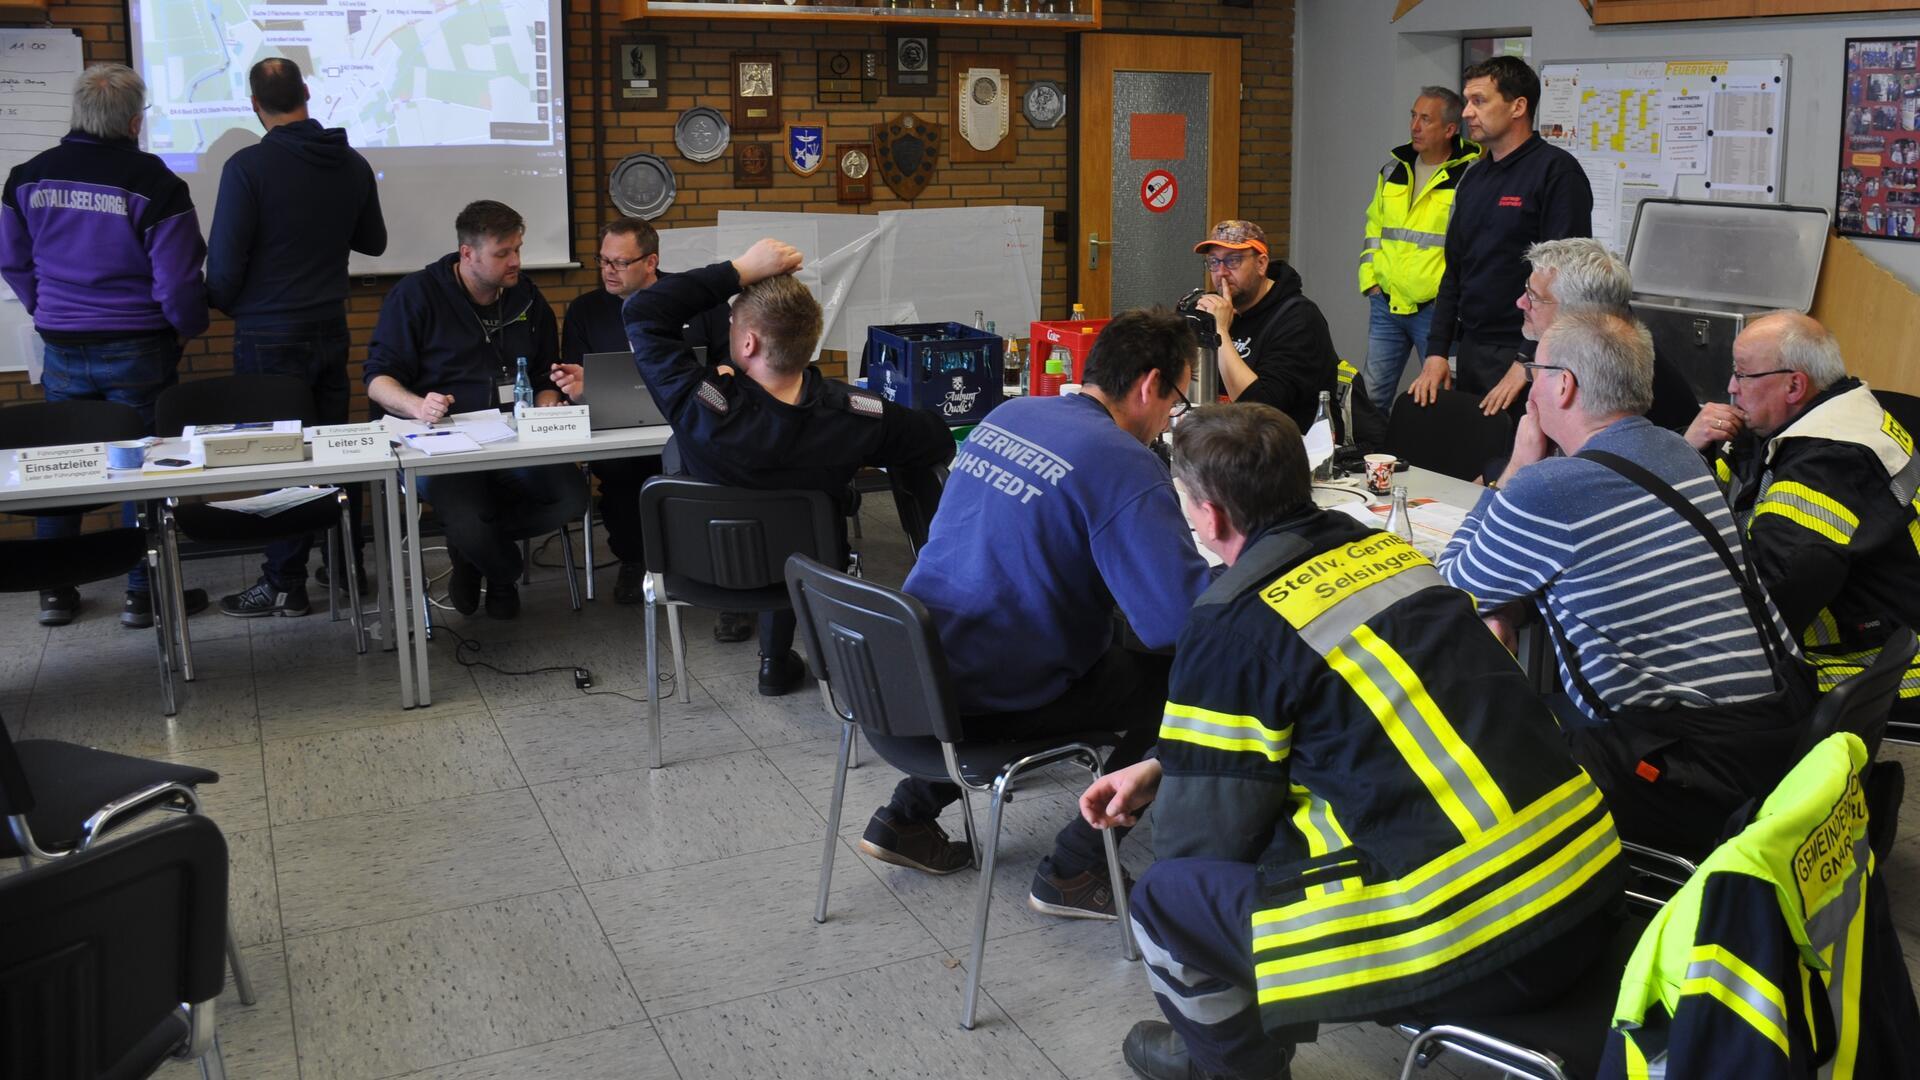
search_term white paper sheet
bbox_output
[207,486,339,517]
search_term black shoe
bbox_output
[614,561,645,606]
[447,557,481,615]
[485,579,520,619]
[857,806,973,875]
[37,587,77,627]
[121,588,208,629]
[757,649,808,696]
[1029,860,1134,921]
[219,578,310,618]
[1123,1020,1287,1080]
[713,610,754,643]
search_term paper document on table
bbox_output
[1302,417,1334,470]
[401,430,484,456]
[458,420,517,445]
[207,486,338,517]
[1331,497,1469,554]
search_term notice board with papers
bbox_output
[1537,55,1790,256]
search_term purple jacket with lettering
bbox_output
[0,131,208,339]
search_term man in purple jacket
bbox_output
[1,64,210,630]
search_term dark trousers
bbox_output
[1453,339,1527,422]
[1131,857,1613,1079]
[232,318,353,587]
[37,335,181,593]
[590,454,663,564]
[1552,694,1743,859]
[886,646,1170,877]
[416,464,590,582]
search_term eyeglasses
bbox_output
[1202,253,1249,273]
[1168,381,1193,418]
[1730,368,1794,383]
[1521,285,1557,306]
[595,254,649,271]
[1522,362,1574,384]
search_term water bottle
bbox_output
[1069,302,1086,321]
[512,356,534,412]
[1386,486,1415,543]
[1311,390,1336,480]
[974,310,986,331]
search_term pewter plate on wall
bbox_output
[610,153,676,219]
[1023,81,1067,130]
[674,107,731,163]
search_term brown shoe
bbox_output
[1028,863,1134,921]
[857,807,973,875]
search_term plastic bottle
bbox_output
[513,357,534,412]
[1386,486,1415,543]
[1311,390,1336,481]
[1069,302,1086,321]
[1038,353,1068,396]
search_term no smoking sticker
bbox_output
[1141,169,1177,213]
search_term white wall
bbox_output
[1292,0,1920,365]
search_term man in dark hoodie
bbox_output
[207,57,387,618]
[365,199,587,619]
[1190,220,1339,435]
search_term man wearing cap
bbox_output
[1191,220,1340,435]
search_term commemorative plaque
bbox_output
[837,143,874,204]
[734,141,773,188]
[731,52,781,133]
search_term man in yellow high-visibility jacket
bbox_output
[1356,88,1480,414]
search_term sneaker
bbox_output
[121,588,208,629]
[37,587,77,627]
[447,557,481,615]
[1028,861,1134,921]
[857,806,973,875]
[219,578,310,618]
[757,649,808,696]
[713,610,753,643]
[613,561,645,606]
[485,579,520,619]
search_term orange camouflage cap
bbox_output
[1194,219,1269,256]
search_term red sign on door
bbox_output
[1141,169,1177,213]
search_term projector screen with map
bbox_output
[130,0,573,274]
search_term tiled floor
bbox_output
[7,505,1920,1080]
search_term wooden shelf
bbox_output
[622,0,1100,30]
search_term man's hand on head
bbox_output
[732,238,803,286]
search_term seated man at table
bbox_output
[1081,401,1622,1080]
[364,199,588,619]
[1437,311,1805,855]
[860,308,1214,920]
[623,238,954,695]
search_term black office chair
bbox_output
[154,374,368,679]
[0,401,177,714]
[638,478,842,768]
[0,709,255,1008]
[785,554,1138,1031]
[1386,389,1514,482]
[0,813,229,1080]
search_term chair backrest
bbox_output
[0,711,33,820]
[1795,627,1919,761]
[153,373,317,436]
[1385,389,1514,481]
[0,400,145,451]
[0,814,228,1079]
[640,477,840,590]
[784,553,964,744]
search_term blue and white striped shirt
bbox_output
[1438,417,1788,724]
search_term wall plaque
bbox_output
[837,143,874,204]
[731,52,781,133]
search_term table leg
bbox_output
[380,473,416,709]
[403,472,433,707]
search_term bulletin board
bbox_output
[1837,37,1920,243]
[1537,56,1790,256]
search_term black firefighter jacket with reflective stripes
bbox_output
[1717,379,1920,721]
[622,260,956,516]
[1600,733,1920,1079]
[1151,507,1625,1031]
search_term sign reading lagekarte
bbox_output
[14,442,107,487]
[518,405,590,442]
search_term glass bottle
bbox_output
[1311,390,1336,480]
[1004,337,1024,394]
[973,309,986,331]
[513,356,534,412]
[1386,486,1415,543]
[1069,302,1086,321]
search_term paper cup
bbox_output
[1364,453,1397,495]
[107,440,146,470]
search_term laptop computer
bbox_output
[578,350,699,430]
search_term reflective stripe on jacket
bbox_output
[1358,136,1481,314]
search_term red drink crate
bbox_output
[1027,318,1110,393]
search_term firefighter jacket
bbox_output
[1151,507,1624,1031]
[1717,379,1920,721]
[1357,136,1481,314]
[1601,733,1920,1078]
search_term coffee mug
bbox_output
[1364,453,1397,495]
[107,440,147,470]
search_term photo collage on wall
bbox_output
[1840,37,1920,241]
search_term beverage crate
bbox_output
[1027,318,1110,393]
[862,322,1004,425]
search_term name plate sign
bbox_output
[517,405,591,442]
[312,423,393,464]
[15,442,107,488]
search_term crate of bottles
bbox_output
[863,322,1005,425]
[1027,318,1110,393]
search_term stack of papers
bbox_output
[206,486,339,517]
[400,429,484,456]
[1332,497,1470,555]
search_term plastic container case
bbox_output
[1624,198,1830,405]
[863,322,1004,425]
[1027,318,1111,392]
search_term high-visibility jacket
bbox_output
[1150,508,1624,1031]
[1717,379,1920,722]
[1357,136,1482,314]
[1601,733,1920,1078]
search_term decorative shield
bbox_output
[785,122,826,176]
[872,113,941,201]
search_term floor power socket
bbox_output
[574,667,594,690]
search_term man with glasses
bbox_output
[1686,311,1920,728]
[1437,312,1803,854]
[549,217,731,606]
[1190,219,1340,434]
[857,309,1212,921]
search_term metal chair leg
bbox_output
[225,921,256,1005]
[581,464,596,602]
[958,788,981,871]
[162,502,196,682]
[667,602,691,704]
[199,1033,227,1080]
[148,547,177,717]
[960,780,1010,1030]
[560,527,581,611]
[1102,810,1139,960]
[340,494,367,654]
[521,537,533,585]
[646,574,664,769]
[325,525,340,622]
[816,721,856,924]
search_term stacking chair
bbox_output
[1385,389,1513,482]
[785,554,1138,1031]
[154,374,367,679]
[637,478,841,768]
[1,710,256,1007]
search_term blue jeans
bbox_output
[233,318,354,587]
[36,335,181,592]
[1361,291,1434,416]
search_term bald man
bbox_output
[1687,311,1920,724]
